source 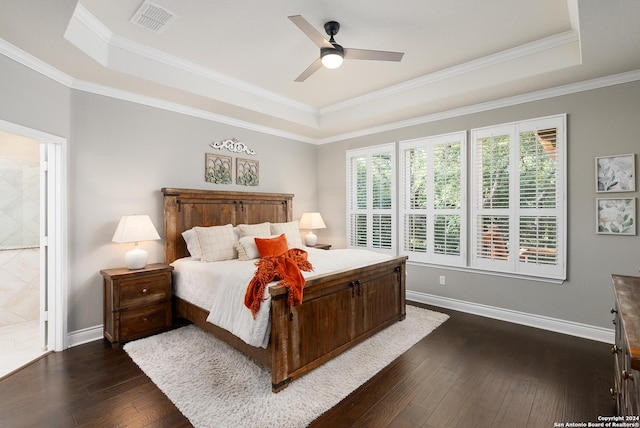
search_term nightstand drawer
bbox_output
[120,272,171,308]
[120,303,170,341]
[101,263,174,348]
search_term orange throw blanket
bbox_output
[244,248,313,318]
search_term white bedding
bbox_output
[171,248,392,348]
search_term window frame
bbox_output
[345,143,396,255]
[470,114,566,280]
[399,131,467,267]
[344,114,566,283]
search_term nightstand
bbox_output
[100,263,173,348]
[308,243,331,250]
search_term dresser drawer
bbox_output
[120,303,171,342]
[612,274,640,416]
[120,272,171,308]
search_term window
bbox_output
[399,132,467,266]
[346,144,396,254]
[345,114,566,281]
[470,114,566,279]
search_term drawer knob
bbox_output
[611,307,618,314]
[623,370,634,381]
[141,288,148,294]
[612,345,621,354]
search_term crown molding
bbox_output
[316,69,640,144]
[70,3,318,117]
[0,38,74,87]
[64,4,584,134]
[70,79,318,145]
[2,34,639,145]
[321,30,580,116]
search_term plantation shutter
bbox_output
[346,144,396,254]
[347,155,368,247]
[471,115,565,279]
[399,132,466,266]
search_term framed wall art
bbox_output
[236,158,259,186]
[596,153,635,192]
[205,153,232,184]
[596,197,636,235]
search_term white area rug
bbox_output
[124,305,448,428]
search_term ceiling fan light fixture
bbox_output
[321,46,344,69]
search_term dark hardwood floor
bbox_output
[0,304,615,428]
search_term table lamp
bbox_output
[299,212,326,246]
[112,214,161,269]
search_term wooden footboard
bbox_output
[269,255,407,391]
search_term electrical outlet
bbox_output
[439,276,446,286]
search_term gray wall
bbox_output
[318,81,640,330]
[0,55,70,137]
[0,51,318,334]
[2,49,640,336]
[68,91,318,332]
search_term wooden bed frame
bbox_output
[162,188,407,392]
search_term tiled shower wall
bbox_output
[0,248,39,327]
[0,156,39,249]
[0,135,40,328]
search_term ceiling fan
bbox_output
[288,15,405,82]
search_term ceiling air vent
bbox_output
[130,1,177,33]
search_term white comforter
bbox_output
[171,248,392,348]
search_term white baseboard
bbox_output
[407,290,615,344]
[64,294,615,348]
[66,325,103,348]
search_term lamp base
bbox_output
[304,232,318,247]
[124,247,149,270]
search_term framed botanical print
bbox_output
[596,197,636,235]
[596,154,635,192]
[205,153,232,184]
[236,158,259,186]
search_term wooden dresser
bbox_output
[611,274,640,415]
[101,263,173,348]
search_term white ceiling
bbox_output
[1,0,639,142]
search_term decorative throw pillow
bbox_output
[194,224,237,262]
[181,228,202,260]
[270,221,303,248]
[237,222,271,238]
[236,236,261,261]
[254,233,288,258]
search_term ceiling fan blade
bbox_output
[344,48,404,62]
[295,58,323,82]
[288,15,333,49]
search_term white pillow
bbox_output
[235,236,261,261]
[194,224,237,262]
[181,228,202,260]
[237,222,271,238]
[271,221,303,248]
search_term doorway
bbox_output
[0,121,66,378]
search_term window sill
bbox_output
[405,260,566,285]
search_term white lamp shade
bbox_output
[112,215,160,269]
[112,215,161,243]
[299,212,327,230]
[299,212,326,247]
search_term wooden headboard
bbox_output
[161,188,293,264]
